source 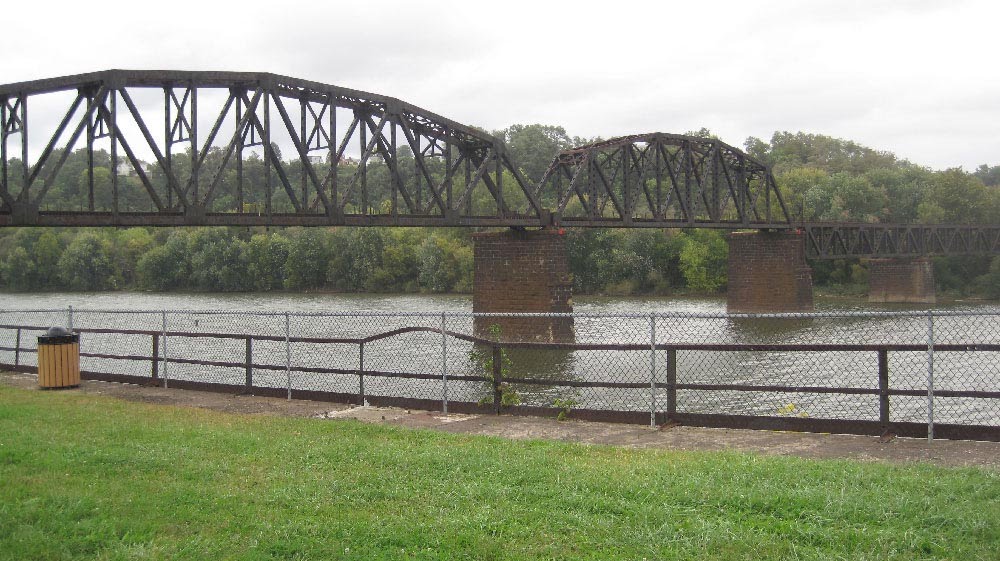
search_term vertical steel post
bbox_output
[441,312,448,413]
[358,342,365,405]
[245,336,253,390]
[926,311,935,441]
[649,314,657,428]
[161,311,169,389]
[1,97,7,203]
[285,312,291,400]
[878,349,889,434]
[151,334,159,380]
[14,328,21,367]
[110,90,118,217]
[67,306,73,331]
[190,87,198,203]
[492,345,503,415]
[164,88,172,209]
[87,91,95,211]
[235,94,243,212]
[20,97,27,194]
[667,348,677,420]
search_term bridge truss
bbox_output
[0,70,542,228]
[1,70,997,258]
[801,223,1000,259]
[0,70,789,229]
[533,133,789,228]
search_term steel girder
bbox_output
[801,223,1000,259]
[2,71,999,259]
[535,133,791,228]
[0,70,542,227]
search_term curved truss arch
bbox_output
[0,70,541,227]
[534,132,790,227]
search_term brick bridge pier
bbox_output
[726,230,814,313]
[472,229,574,342]
[867,258,936,304]
[472,229,938,325]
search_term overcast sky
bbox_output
[5,0,998,170]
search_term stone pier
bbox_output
[727,230,813,313]
[472,229,574,342]
[867,257,936,304]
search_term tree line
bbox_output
[1,125,999,298]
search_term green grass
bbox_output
[1,386,997,560]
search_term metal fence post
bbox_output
[285,312,291,400]
[245,336,253,391]
[667,347,677,421]
[926,311,935,441]
[151,334,159,380]
[441,312,448,414]
[878,349,889,434]
[649,314,657,428]
[67,306,74,331]
[14,328,21,367]
[492,345,503,415]
[161,311,168,389]
[358,342,365,405]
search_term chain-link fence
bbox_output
[1,307,998,441]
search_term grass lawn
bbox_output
[0,385,997,560]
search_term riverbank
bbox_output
[2,379,998,560]
[3,372,998,468]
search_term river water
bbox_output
[1,292,998,426]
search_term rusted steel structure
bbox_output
[533,133,788,228]
[0,70,542,228]
[1,70,998,258]
[802,223,1000,258]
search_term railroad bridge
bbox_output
[2,70,998,327]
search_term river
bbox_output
[2,292,998,426]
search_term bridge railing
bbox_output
[1,308,998,441]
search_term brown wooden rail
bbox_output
[1,323,998,441]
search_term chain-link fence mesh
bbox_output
[1,308,998,437]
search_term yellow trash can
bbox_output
[37,327,80,389]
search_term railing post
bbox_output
[244,336,253,390]
[926,311,935,442]
[161,311,169,389]
[441,312,448,414]
[878,349,889,434]
[284,312,291,401]
[14,328,21,367]
[649,314,657,428]
[667,347,677,421]
[151,334,159,380]
[492,345,502,415]
[358,342,365,405]
[67,305,73,331]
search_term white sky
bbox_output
[4,0,998,170]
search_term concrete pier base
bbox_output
[867,257,936,304]
[727,231,813,313]
[472,229,573,342]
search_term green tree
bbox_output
[246,233,290,291]
[57,232,115,290]
[137,231,191,291]
[0,247,38,291]
[285,228,331,290]
[677,230,727,293]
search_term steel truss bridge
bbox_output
[1,70,997,258]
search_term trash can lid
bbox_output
[46,326,72,337]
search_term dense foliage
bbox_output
[2,125,999,296]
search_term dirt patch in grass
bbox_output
[3,370,998,469]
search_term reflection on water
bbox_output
[2,291,999,424]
